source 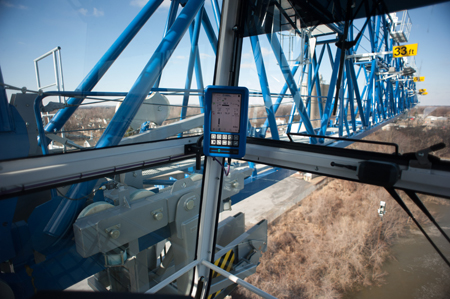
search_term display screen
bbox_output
[211,92,241,133]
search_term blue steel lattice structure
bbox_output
[1,0,445,299]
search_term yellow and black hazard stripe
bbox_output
[208,249,235,299]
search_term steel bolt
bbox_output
[184,199,195,211]
[109,229,120,239]
[153,211,163,221]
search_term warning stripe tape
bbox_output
[208,249,235,299]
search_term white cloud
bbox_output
[93,7,104,17]
[130,0,147,7]
[0,1,28,9]
[200,53,213,59]
[78,8,88,16]
[78,7,104,17]
[161,0,171,8]
[241,63,256,69]
[176,55,186,59]
[261,47,272,57]
[130,0,171,8]
[241,48,271,59]
[0,1,14,7]
[242,53,253,59]
[271,75,280,82]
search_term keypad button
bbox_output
[218,134,223,139]
[211,140,216,145]
[217,140,222,145]
[228,135,232,140]
[233,135,239,140]
[228,140,232,146]
[233,141,239,147]
[211,134,216,139]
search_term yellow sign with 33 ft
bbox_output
[393,43,418,58]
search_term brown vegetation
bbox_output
[63,106,115,143]
[232,180,432,299]
[163,106,202,125]
[233,106,450,299]
[348,107,450,158]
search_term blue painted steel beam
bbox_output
[316,38,339,45]
[180,6,204,131]
[365,59,377,127]
[250,35,279,140]
[286,101,297,134]
[309,45,326,119]
[97,0,204,147]
[354,25,366,52]
[44,0,164,136]
[154,0,180,88]
[306,62,313,128]
[260,63,301,136]
[201,9,218,55]
[0,66,13,132]
[341,93,351,137]
[318,47,341,139]
[346,59,367,126]
[192,37,205,113]
[289,42,310,134]
[143,179,175,185]
[367,17,375,51]
[313,45,326,117]
[325,23,344,35]
[338,68,345,136]
[211,0,221,30]
[346,68,356,132]
[266,32,317,144]
[43,0,205,238]
[382,16,390,53]
[375,78,386,120]
[326,43,334,66]
[374,15,381,53]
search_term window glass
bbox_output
[0,162,203,296]
[0,1,217,161]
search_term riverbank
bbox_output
[232,179,431,298]
[346,199,450,299]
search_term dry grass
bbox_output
[232,107,449,298]
[232,179,429,299]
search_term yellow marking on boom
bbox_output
[208,250,235,299]
[393,43,418,58]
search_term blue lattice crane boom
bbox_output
[0,0,449,298]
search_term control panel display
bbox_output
[204,86,249,158]
[211,93,241,133]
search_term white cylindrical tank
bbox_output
[115,92,170,130]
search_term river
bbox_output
[347,201,450,299]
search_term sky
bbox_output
[1,0,450,107]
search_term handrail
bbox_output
[287,132,399,155]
